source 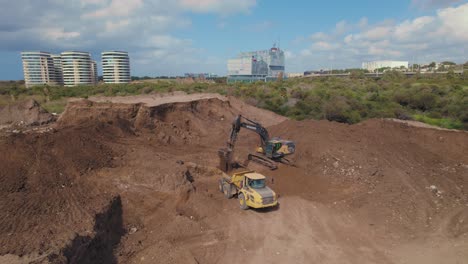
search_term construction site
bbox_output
[0,92,467,264]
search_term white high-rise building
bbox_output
[102,51,131,84]
[21,51,59,88]
[51,54,63,85]
[91,60,98,84]
[61,51,95,86]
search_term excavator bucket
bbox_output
[218,148,232,172]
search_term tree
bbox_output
[350,70,365,79]
[429,62,436,68]
[447,69,456,80]
[441,61,456,66]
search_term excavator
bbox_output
[218,115,295,170]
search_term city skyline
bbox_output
[1,0,467,80]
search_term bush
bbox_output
[413,114,463,129]
[408,90,438,111]
[323,96,361,123]
[0,75,466,130]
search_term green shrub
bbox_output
[0,75,466,130]
[413,114,463,129]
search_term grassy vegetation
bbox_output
[413,114,464,130]
[0,72,467,130]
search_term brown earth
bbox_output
[0,99,55,128]
[0,93,467,264]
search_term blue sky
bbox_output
[0,0,467,80]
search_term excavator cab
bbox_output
[257,140,295,159]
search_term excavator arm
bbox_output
[219,115,278,172]
[228,115,270,151]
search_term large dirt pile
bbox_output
[0,93,467,264]
[0,121,127,260]
[0,99,55,127]
[58,94,285,147]
[267,119,468,236]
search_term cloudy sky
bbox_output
[1,0,467,80]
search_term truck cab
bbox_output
[219,171,278,210]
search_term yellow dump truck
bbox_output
[218,171,278,210]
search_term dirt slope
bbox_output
[0,93,467,264]
[0,99,55,127]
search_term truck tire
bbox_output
[239,193,249,210]
[218,179,224,193]
[223,183,232,199]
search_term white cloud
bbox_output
[311,41,339,51]
[344,34,354,44]
[335,20,349,35]
[394,16,434,40]
[0,0,257,76]
[83,0,144,18]
[411,0,463,9]
[358,17,368,29]
[284,51,296,59]
[104,19,130,33]
[179,0,256,14]
[436,3,468,41]
[363,26,392,40]
[42,28,81,41]
[293,3,468,70]
[310,32,329,41]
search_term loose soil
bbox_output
[0,99,55,128]
[0,93,467,264]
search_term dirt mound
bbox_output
[57,94,285,147]
[0,122,123,259]
[1,94,467,264]
[267,118,468,235]
[0,99,55,127]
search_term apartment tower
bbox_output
[21,51,59,88]
[61,51,95,86]
[102,51,131,83]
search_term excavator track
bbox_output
[247,153,278,170]
[279,157,296,167]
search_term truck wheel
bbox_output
[239,193,249,210]
[218,179,224,193]
[223,183,232,199]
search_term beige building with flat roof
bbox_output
[61,51,96,86]
[102,51,130,84]
[21,51,61,88]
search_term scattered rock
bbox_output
[333,161,339,168]
[129,227,138,235]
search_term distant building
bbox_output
[362,60,408,72]
[287,72,303,78]
[184,73,218,79]
[21,51,60,88]
[91,60,98,84]
[61,51,96,86]
[101,51,131,84]
[51,54,63,85]
[227,46,285,83]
